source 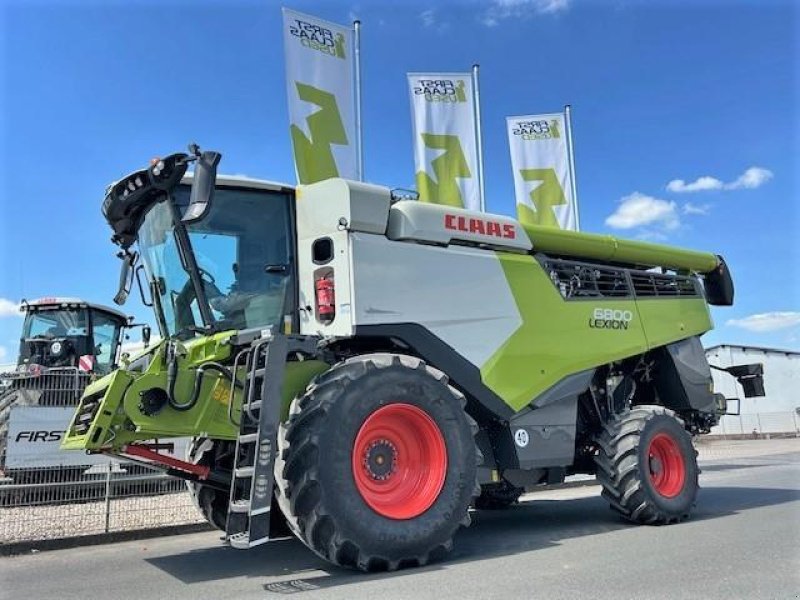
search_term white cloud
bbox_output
[605,192,680,231]
[419,8,450,32]
[667,176,723,193]
[480,0,571,26]
[0,349,13,372]
[726,312,800,333]
[725,166,773,190]
[666,166,773,193]
[0,298,22,318]
[682,201,711,215]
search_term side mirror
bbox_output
[113,251,137,305]
[183,150,222,223]
[142,325,152,349]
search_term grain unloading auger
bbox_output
[62,146,763,571]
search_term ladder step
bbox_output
[238,433,258,444]
[229,500,270,516]
[234,466,254,478]
[228,532,269,550]
[243,400,262,411]
[229,499,250,513]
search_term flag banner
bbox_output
[507,113,577,230]
[283,8,356,184]
[408,73,480,210]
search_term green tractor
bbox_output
[62,146,763,571]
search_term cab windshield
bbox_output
[138,186,295,338]
[23,309,88,339]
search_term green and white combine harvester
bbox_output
[62,146,764,571]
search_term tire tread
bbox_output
[593,405,697,525]
[274,353,479,571]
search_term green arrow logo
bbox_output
[290,83,348,184]
[517,168,566,228]
[415,133,471,208]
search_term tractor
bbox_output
[62,146,763,571]
[0,297,147,490]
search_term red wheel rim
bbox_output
[352,403,447,520]
[647,432,686,498]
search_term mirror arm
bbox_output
[166,193,216,330]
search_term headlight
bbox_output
[50,341,63,355]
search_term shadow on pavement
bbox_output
[145,483,798,593]
[701,462,777,472]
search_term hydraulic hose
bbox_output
[174,361,243,413]
[165,345,187,410]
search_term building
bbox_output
[706,344,799,436]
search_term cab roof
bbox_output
[181,172,294,193]
[24,297,128,322]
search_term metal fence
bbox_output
[0,367,205,546]
[0,463,204,545]
[711,410,799,438]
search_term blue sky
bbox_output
[0,0,797,365]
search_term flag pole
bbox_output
[472,64,485,212]
[354,19,364,181]
[564,104,580,230]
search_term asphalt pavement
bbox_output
[2,441,799,600]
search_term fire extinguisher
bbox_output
[315,276,335,324]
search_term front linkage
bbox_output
[62,328,328,544]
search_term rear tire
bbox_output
[594,405,699,524]
[275,353,479,571]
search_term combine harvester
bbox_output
[62,147,763,571]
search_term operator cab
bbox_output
[140,177,297,338]
[18,298,128,374]
[104,147,298,341]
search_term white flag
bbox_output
[283,8,357,184]
[507,113,577,230]
[408,73,480,210]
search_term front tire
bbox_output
[594,405,699,524]
[186,437,233,531]
[275,353,479,571]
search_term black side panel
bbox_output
[354,324,515,420]
[508,370,592,469]
[703,255,734,306]
[653,337,716,414]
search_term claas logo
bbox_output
[15,430,65,443]
[444,214,516,240]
